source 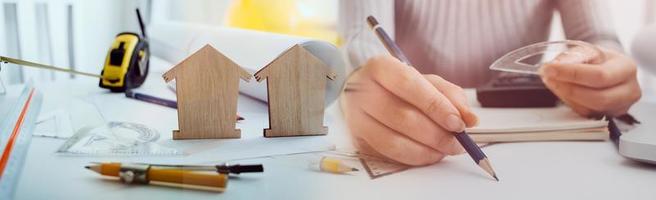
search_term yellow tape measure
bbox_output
[0,9,149,93]
[99,9,149,92]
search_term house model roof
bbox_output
[254,44,336,82]
[162,44,252,83]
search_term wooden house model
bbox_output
[162,45,252,139]
[254,45,336,137]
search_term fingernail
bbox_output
[538,66,547,76]
[552,57,568,64]
[467,111,480,127]
[555,51,586,64]
[542,77,551,85]
[445,114,465,132]
[541,66,557,78]
[548,58,561,64]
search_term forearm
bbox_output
[556,0,623,51]
[338,0,395,70]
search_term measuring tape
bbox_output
[0,9,149,93]
[0,56,102,78]
[0,83,43,199]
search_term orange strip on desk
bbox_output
[0,89,35,179]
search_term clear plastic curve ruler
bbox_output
[56,122,183,156]
[489,40,605,74]
[0,83,43,200]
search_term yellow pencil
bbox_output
[85,162,228,191]
[316,156,359,174]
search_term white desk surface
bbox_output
[11,58,656,200]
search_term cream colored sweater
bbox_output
[339,0,621,87]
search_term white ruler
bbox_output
[0,83,43,199]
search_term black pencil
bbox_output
[125,90,244,121]
[125,90,178,109]
[366,16,498,181]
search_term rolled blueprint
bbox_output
[148,22,347,106]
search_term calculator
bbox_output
[476,73,559,108]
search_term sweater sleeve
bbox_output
[556,0,623,51]
[338,0,395,69]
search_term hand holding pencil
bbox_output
[342,56,478,165]
[340,26,478,165]
[341,16,497,181]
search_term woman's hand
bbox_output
[341,55,478,166]
[540,46,641,118]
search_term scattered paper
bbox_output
[359,154,410,179]
[33,109,74,139]
[86,94,335,164]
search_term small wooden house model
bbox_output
[254,45,336,137]
[163,45,251,139]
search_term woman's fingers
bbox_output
[543,77,641,116]
[560,96,598,118]
[341,55,478,164]
[353,137,388,159]
[423,74,479,127]
[541,49,637,89]
[349,107,446,166]
[550,45,605,65]
[350,79,463,155]
[362,56,465,132]
[541,46,641,117]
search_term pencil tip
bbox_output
[85,164,102,173]
[478,159,498,181]
[352,168,359,172]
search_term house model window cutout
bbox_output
[255,44,337,137]
[162,45,252,139]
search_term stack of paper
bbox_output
[466,106,608,143]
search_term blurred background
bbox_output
[0,0,654,96]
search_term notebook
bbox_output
[466,106,608,143]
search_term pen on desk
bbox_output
[366,16,498,181]
[125,90,245,121]
[85,162,228,191]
